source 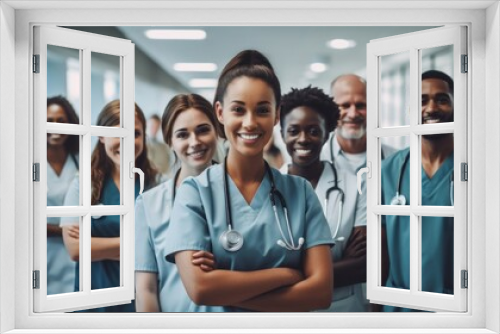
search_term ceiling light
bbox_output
[145,29,207,40]
[310,62,327,73]
[174,63,217,72]
[189,79,218,88]
[327,39,357,50]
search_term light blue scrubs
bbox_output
[164,164,334,312]
[281,161,367,312]
[46,154,78,295]
[381,148,454,312]
[62,177,140,312]
[135,180,224,312]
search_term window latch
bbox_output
[461,163,468,181]
[33,54,40,73]
[129,162,144,194]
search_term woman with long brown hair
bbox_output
[61,100,156,312]
[135,93,223,312]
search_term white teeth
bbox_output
[240,133,260,140]
[425,119,440,124]
[295,149,311,155]
[189,150,206,158]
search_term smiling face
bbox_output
[99,115,144,168]
[47,104,69,147]
[215,76,279,159]
[331,76,367,140]
[421,78,454,124]
[283,106,327,168]
[170,108,218,173]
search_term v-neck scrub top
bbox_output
[47,154,78,295]
[281,161,367,312]
[135,180,224,312]
[381,147,454,312]
[165,164,334,312]
[61,176,140,312]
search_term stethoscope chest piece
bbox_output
[390,192,406,206]
[219,229,244,252]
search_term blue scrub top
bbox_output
[63,176,140,312]
[165,164,334,312]
[46,154,78,295]
[135,180,223,312]
[381,148,454,312]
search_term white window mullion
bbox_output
[408,46,420,297]
[121,48,135,297]
[81,47,92,295]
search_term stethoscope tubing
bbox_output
[392,151,454,206]
[221,157,303,252]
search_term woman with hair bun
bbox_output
[134,94,223,312]
[165,50,333,312]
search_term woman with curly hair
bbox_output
[280,85,368,312]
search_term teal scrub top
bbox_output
[381,148,454,312]
[135,180,223,312]
[164,164,334,312]
[62,176,140,312]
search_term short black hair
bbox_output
[280,85,339,134]
[422,70,454,95]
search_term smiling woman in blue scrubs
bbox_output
[61,100,157,312]
[46,96,79,295]
[165,50,334,312]
[134,94,224,312]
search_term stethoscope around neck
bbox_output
[219,157,305,252]
[391,151,454,206]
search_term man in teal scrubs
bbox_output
[381,70,455,312]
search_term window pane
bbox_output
[90,215,121,291]
[47,216,78,295]
[380,136,410,206]
[382,215,410,291]
[47,134,80,207]
[91,136,121,206]
[420,134,454,206]
[380,51,410,127]
[420,45,454,125]
[91,52,121,126]
[47,45,81,123]
[420,216,454,295]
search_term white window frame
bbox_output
[366,26,467,312]
[1,1,498,333]
[33,25,136,312]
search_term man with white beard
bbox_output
[320,74,394,312]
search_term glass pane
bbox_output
[420,134,454,206]
[47,216,79,295]
[420,45,454,125]
[47,134,80,206]
[380,136,410,206]
[420,216,454,294]
[91,52,121,126]
[91,215,121,291]
[47,45,81,123]
[380,51,410,127]
[382,215,410,291]
[91,136,122,206]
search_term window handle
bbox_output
[129,162,144,194]
[357,161,371,195]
